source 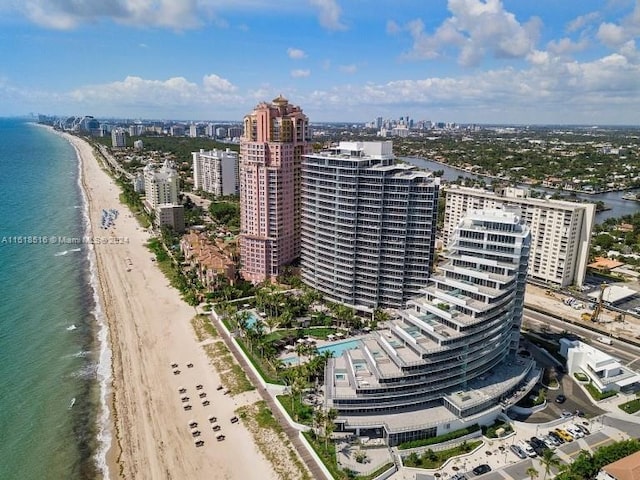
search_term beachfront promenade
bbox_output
[211,311,330,480]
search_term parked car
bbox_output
[472,464,492,476]
[566,425,584,438]
[555,394,566,403]
[548,431,565,444]
[542,434,559,447]
[510,444,527,459]
[554,428,574,442]
[577,424,591,435]
[529,437,549,455]
[519,440,537,458]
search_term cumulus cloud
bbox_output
[301,50,640,122]
[16,0,213,29]
[399,0,540,66]
[309,0,346,31]
[291,69,311,78]
[598,22,627,47]
[287,48,307,60]
[566,11,600,33]
[67,74,241,108]
[546,37,589,56]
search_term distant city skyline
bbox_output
[1,1,639,125]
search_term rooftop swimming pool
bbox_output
[317,339,361,356]
[281,338,361,365]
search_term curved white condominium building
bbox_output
[324,208,538,446]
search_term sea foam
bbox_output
[74,140,112,480]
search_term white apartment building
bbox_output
[143,160,180,210]
[443,186,596,288]
[192,148,239,197]
[301,141,440,310]
[323,208,538,446]
[111,128,126,148]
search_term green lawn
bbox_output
[584,382,617,401]
[619,398,640,414]
[276,394,315,425]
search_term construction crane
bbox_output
[581,284,607,322]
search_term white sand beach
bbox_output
[60,131,278,480]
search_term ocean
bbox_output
[0,119,110,480]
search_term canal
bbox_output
[404,156,640,223]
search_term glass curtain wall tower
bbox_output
[301,141,440,311]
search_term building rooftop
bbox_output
[602,450,640,480]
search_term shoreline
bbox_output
[54,129,279,480]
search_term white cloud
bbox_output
[598,22,627,47]
[399,0,540,66]
[301,50,640,122]
[339,64,357,74]
[566,12,600,33]
[386,20,400,35]
[546,37,589,56]
[291,69,311,78]
[67,74,241,108]
[287,48,307,60]
[17,0,209,30]
[308,0,346,31]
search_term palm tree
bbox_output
[323,408,338,449]
[526,466,539,480]
[540,448,561,480]
[264,315,281,334]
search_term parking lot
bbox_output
[407,413,637,480]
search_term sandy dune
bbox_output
[61,132,277,480]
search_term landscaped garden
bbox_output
[401,441,483,469]
[398,424,480,450]
[618,397,640,414]
[482,419,513,438]
[584,382,618,401]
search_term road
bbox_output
[523,308,640,367]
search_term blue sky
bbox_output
[0,0,639,124]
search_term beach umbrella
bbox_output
[188,420,197,427]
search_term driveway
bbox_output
[509,338,604,423]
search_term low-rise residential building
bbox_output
[597,450,640,480]
[560,338,640,394]
[180,232,236,289]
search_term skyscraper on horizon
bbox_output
[239,95,312,283]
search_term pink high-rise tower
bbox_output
[239,95,312,283]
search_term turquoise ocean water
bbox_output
[0,119,109,479]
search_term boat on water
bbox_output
[66,324,77,331]
[68,397,76,409]
[622,193,640,201]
